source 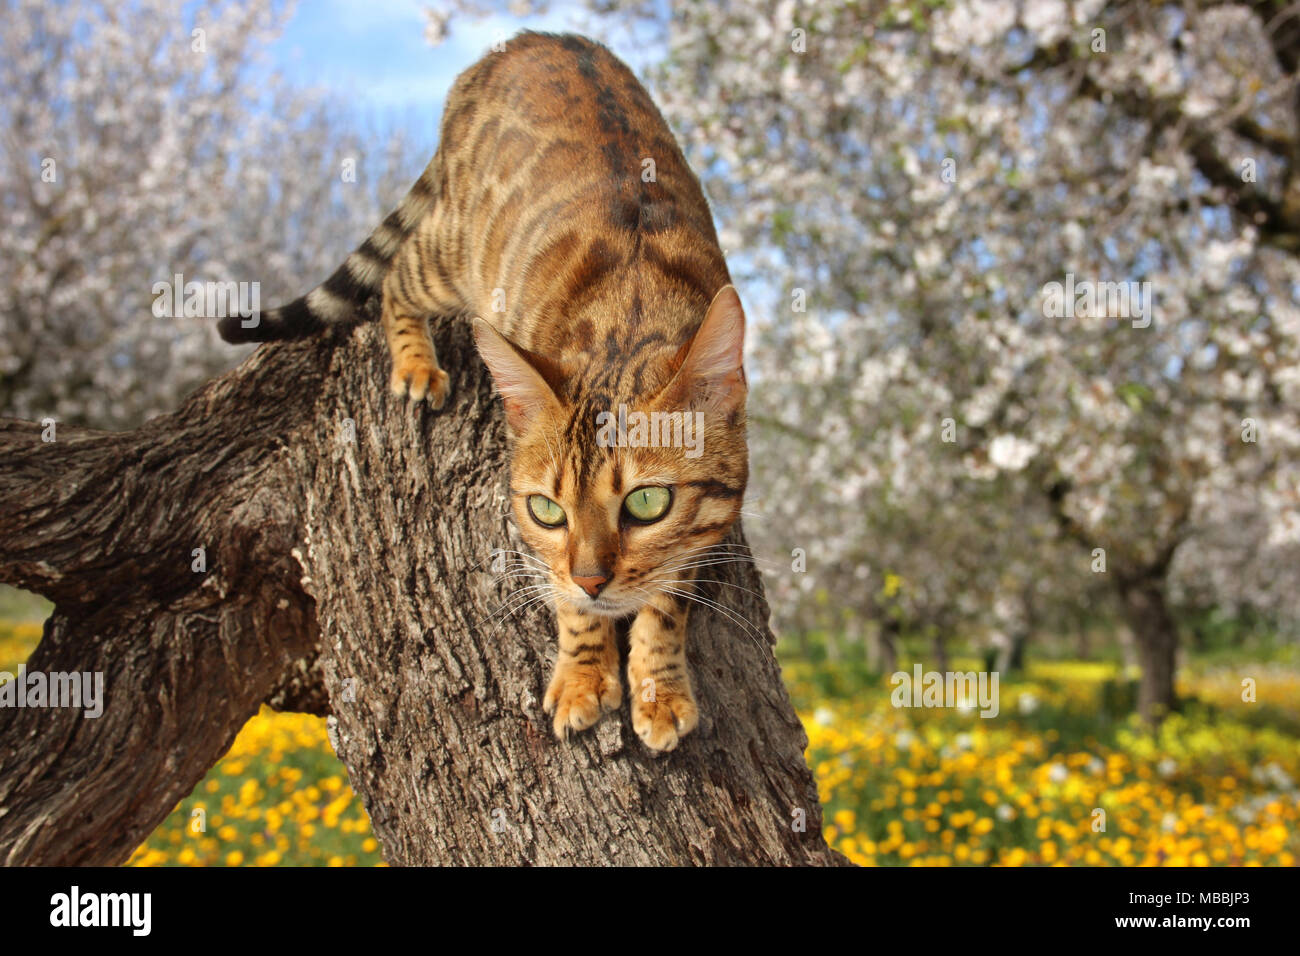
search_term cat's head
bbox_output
[473,285,748,618]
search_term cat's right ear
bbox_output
[663,284,747,414]
[472,317,558,433]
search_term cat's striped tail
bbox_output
[217,162,439,343]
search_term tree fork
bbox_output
[0,317,845,866]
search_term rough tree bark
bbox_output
[0,315,846,866]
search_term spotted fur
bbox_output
[221,32,748,751]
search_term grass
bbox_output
[0,589,381,867]
[127,708,383,867]
[784,648,1300,865]
[2,586,1296,866]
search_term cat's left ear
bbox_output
[667,284,747,413]
[472,317,559,433]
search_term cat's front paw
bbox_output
[390,356,450,408]
[631,687,699,753]
[543,663,622,740]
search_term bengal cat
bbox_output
[219,31,748,753]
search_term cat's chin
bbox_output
[573,593,643,619]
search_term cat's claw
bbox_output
[390,358,450,409]
[543,666,622,740]
[631,691,699,753]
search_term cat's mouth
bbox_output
[575,591,642,618]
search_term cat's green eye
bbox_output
[527,494,567,527]
[623,486,672,523]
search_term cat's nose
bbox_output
[572,572,610,597]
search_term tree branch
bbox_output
[0,318,844,866]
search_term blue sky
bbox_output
[266,1,640,143]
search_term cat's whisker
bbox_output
[467,549,551,575]
[654,583,769,654]
[653,577,769,602]
[476,583,557,629]
[655,557,778,576]
[657,554,769,570]
[630,585,669,617]
[503,589,559,619]
[656,554,756,571]
[674,543,751,554]
[479,595,558,633]
[666,541,767,558]
[495,561,551,576]
[658,584,763,640]
[491,548,550,565]
[488,567,548,582]
[489,582,554,607]
[478,595,555,632]
[652,554,777,577]
[661,591,768,656]
[493,551,552,573]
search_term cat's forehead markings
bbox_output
[590,455,623,498]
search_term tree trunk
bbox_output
[875,618,899,676]
[1117,578,1179,722]
[930,630,949,674]
[824,627,841,662]
[994,632,1027,675]
[0,318,845,866]
[1074,617,1091,659]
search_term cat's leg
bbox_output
[383,303,448,406]
[543,601,623,739]
[381,224,462,407]
[628,589,698,752]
